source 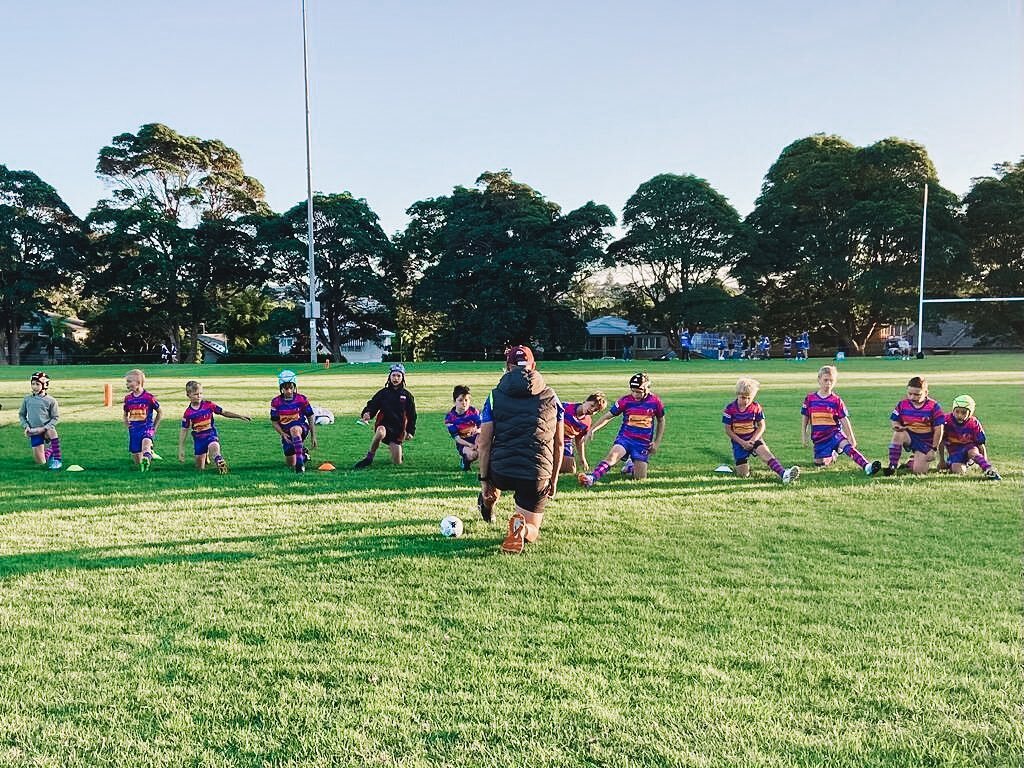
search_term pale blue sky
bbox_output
[2,1,1020,234]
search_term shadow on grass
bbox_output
[0,518,498,580]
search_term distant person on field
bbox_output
[445,384,481,471]
[476,345,564,555]
[622,332,635,362]
[177,380,252,473]
[884,376,944,476]
[19,371,62,470]
[579,372,665,486]
[783,334,793,360]
[124,368,161,472]
[354,363,417,469]
[270,369,317,474]
[938,394,1001,480]
[678,328,691,361]
[560,391,608,475]
[723,377,799,484]
[801,365,881,475]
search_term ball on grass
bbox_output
[439,515,464,538]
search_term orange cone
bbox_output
[318,462,336,471]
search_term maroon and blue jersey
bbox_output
[563,403,594,443]
[801,391,847,444]
[942,413,985,450]
[610,393,665,444]
[445,406,481,443]
[181,400,223,437]
[270,393,313,429]
[723,400,764,439]
[124,390,160,431]
[890,398,944,447]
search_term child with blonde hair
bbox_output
[177,380,252,473]
[123,368,161,471]
[723,377,799,483]
[560,391,608,474]
[801,365,881,475]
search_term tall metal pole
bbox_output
[302,0,319,364]
[915,184,928,356]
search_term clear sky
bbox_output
[2,1,1021,235]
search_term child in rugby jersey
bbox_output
[723,377,799,484]
[123,368,161,471]
[579,372,665,486]
[938,394,1000,480]
[445,385,481,471]
[177,380,252,473]
[800,365,881,475]
[560,392,607,475]
[19,371,62,470]
[884,376,944,476]
[270,370,317,474]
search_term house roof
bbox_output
[586,316,638,336]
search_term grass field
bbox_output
[0,356,1021,767]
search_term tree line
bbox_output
[1,123,1021,365]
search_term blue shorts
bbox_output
[615,437,651,463]
[281,426,309,456]
[193,430,220,456]
[905,434,935,455]
[812,432,848,461]
[29,434,46,448]
[731,438,763,464]
[128,427,155,454]
[946,445,978,465]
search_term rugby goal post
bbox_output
[915,184,1024,356]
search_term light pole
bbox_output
[302,0,319,364]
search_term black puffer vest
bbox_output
[489,367,558,481]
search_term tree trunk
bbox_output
[8,327,20,366]
[189,324,200,364]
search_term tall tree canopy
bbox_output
[961,159,1024,342]
[409,171,614,357]
[86,124,271,359]
[0,165,87,364]
[607,173,750,348]
[737,135,965,353]
[270,193,396,361]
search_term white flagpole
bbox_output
[915,184,928,357]
[302,0,319,365]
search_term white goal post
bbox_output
[915,184,1024,356]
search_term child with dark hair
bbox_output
[445,384,481,471]
[885,376,944,475]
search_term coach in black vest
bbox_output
[477,345,563,555]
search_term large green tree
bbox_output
[961,159,1024,343]
[737,135,965,353]
[409,171,615,358]
[607,173,750,350]
[86,123,270,360]
[270,193,396,361]
[0,165,87,364]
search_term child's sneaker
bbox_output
[984,468,1002,481]
[294,462,306,474]
[500,513,527,555]
[460,455,471,472]
[883,465,896,477]
[353,455,373,470]
[216,458,229,475]
[140,456,151,473]
[47,457,62,471]
[621,460,634,476]
[864,460,882,476]
[577,473,595,488]
[782,466,800,484]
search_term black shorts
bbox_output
[490,472,550,514]
[375,414,406,445]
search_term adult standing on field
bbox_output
[622,331,635,362]
[476,345,564,555]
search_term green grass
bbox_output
[0,356,1021,767]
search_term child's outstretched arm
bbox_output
[649,414,666,454]
[801,414,809,446]
[586,411,615,440]
[221,409,252,422]
[177,427,188,462]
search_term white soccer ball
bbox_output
[440,515,464,538]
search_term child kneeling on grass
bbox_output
[178,380,252,473]
[801,365,881,475]
[270,370,317,474]
[938,394,1001,481]
[723,377,799,484]
[19,371,62,470]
